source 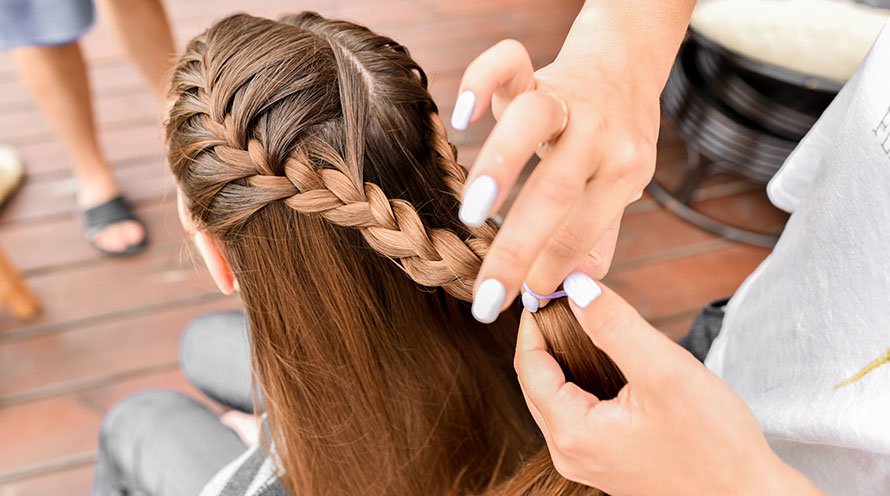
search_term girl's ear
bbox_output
[194,230,237,295]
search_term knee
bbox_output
[179,311,249,387]
[100,390,196,452]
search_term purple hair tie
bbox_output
[521,282,567,313]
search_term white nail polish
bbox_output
[451,90,476,131]
[521,291,540,313]
[459,175,497,227]
[563,272,602,309]
[472,279,506,324]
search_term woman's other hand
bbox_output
[454,1,695,324]
[513,277,826,496]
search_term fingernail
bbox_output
[521,291,540,313]
[459,175,497,227]
[564,272,602,309]
[451,90,476,131]
[472,279,506,324]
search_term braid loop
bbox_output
[169,19,497,301]
[187,114,493,300]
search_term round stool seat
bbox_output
[691,0,889,84]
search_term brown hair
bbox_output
[167,12,624,495]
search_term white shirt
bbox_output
[705,21,890,495]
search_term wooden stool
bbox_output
[0,247,39,320]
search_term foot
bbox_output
[78,175,146,256]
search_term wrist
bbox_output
[555,0,694,98]
[741,455,826,496]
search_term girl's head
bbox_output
[167,12,623,495]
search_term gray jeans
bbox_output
[678,298,728,362]
[94,311,256,496]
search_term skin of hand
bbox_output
[221,410,261,447]
[453,0,696,324]
[514,277,827,496]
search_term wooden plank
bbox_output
[0,159,173,226]
[14,123,164,179]
[0,297,237,405]
[0,465,94,496]
[695,189,789,234]
[612,207,718,267]
[1,200,182,275]
[606,244,769,321]
[0,246,218,340]
[0,92,158,146]
[0,61,145,111]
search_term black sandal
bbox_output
[83,196,148,257]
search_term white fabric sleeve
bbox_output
[766,21,890,212]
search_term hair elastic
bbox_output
[521,282,567,313]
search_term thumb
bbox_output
[563,272,699,388]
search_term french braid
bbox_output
[171,17,495,302]
[168,12,621,496]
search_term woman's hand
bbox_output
[455,40,655,325]
[513,277,825,496]
[454,1,695,324]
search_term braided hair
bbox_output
[167,12,623,495]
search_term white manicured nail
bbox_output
[459,175,497,227]
[521,291,540,313]
[451,90,476,130]
[472,279,505,324]
[564,272,602,309]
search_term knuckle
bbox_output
[551,456,576,480]
[607,138,656,186]
[573,117,604,138]
[513,90,559,120]
[590,263,610,280]
[460,67,488,91]
[538,174,584,207]
[551,430,579,454]
[489,240,532,275]
[510,91,542,111]
[544,226,586,263]
[496,38,527,58]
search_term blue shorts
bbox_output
[0,0,95,50]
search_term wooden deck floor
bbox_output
[0,0,784,493]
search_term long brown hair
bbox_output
[166,12,624,495]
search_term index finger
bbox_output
[450,39,535,131]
